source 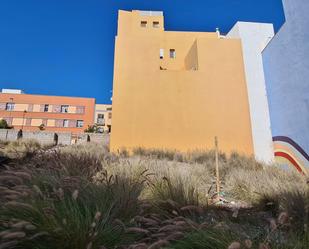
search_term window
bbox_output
[76,120,84,128]
[108,113,112,119]
[60,105,69,113]
[63,119,69,127]
[97,127,104,133]
[141,21,147,27]
[97,114,104,124]
[170,49,176,59]
[44,104,49,112]
[5,103,15,111]
[160,48,164,59]
[153,21,160,28]
[76,106,85,114]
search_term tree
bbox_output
[38,124,46,131]
[84,125,97,133]
[0,119,9,129]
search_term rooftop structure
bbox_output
[1,89,24,94]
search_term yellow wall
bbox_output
[48,105,53,113]
[185,40,198,70]
[111,10,254,155]
[118,10,164,37]
[47,119,55,127]
[14,104,28,112]
[31,119,43,126]
[12,118,24,126]
[33,104,41,112]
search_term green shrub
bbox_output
[0,119,9,129]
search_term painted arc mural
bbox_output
[262,0,309,174]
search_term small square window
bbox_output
[141,21,147,27]
[97,114,104,124]
[60,105,69,113]
[76,120,84,128]
[170,49,176,59]
[44,104,49,112]
[63,119,69,127]
[160,48,164,59]
[153,21,160,28]
[5,103,15,111]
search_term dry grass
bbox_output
[0,143,308,249]
[100,151,306,206]
[97,157,212,203]
[224,165,307,203]
[0,139,52,159]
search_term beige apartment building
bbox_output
[95,104,112,133]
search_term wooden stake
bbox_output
[215,136,220,200]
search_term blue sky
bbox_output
[0,0,285,104]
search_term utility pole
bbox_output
[215,136,220,200]
[21,110,27,130]
[5,97,14,140]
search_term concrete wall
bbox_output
[227,22,275,163]
[111,10,254,155]
[262,0,309,173]
[77,133,110,146]
[0,129,71,145]
[0,129,109,146]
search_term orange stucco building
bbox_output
[0,90,95,134]
[110,10,254,155]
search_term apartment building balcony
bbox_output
[96,118,105,125]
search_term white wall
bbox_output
[1,89,24,94]
[227,22,275,163]
[263,0,309,163]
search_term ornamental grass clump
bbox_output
[148,176,201,216]
[163,229,236,249]
[0,149,144,249]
